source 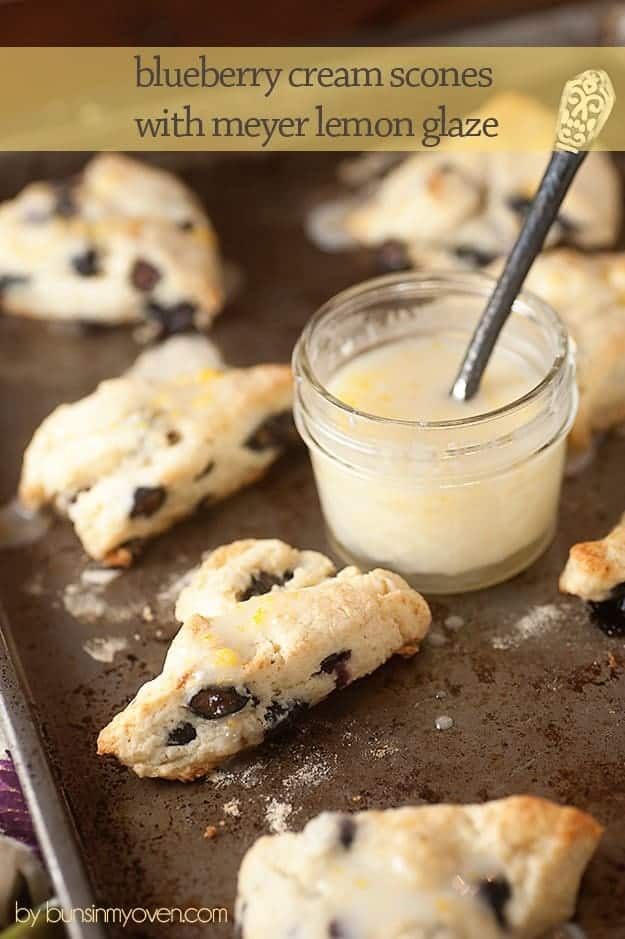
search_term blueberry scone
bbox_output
[19,338,294,566]
[335,95,619,268]
[97,539,431,780]
[236,796,602,939]
[393,247,625,454]
[560,513,625,636]
[0,153,223,331]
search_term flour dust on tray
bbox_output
[0,153,224,330]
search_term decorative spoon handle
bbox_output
[451,69,616,402]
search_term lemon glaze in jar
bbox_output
[293,272,578,594]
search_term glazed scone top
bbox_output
[19,337,293,562]
[0,153,223,327]
[127,333,224,380]
[170,560,427,684]
[20,342,290,515]
[342,95,620,258]
[236,797,603,939]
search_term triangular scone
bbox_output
[97,539,431,780]
[236,797,602,939]
[341,95,620,262]
[560,513,625,602]
[19,338,293,565]
[0,153,223,329]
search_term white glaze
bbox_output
[311,335,567,582]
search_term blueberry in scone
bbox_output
[336,95,620,265]
[0,153,223,330]
[97,539,431,780]
[18,338,293,565]
[235,797,602,939]
[560,513,625,635]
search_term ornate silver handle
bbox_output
[451,70,615,403]
[555,68,615,153]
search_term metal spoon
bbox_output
[451,69,616,402]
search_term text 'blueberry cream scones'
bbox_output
[236,797,603,939]
[332,95,620,269]
[97,539,431,780]
[0,153,223,331]
[561,513,625,636]
[18,338,294,566]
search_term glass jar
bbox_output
[293,271,578,594]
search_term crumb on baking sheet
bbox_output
[223,799,241,818]
[434,715,454,731]
[82,636,128,663]
[203,825,219,840]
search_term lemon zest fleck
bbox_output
[214,648,241,667]
[196,367,220,383]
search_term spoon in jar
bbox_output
[451,69,616,402]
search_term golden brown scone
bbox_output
[560,512,625,602]
[236,796,602,939]
[98,539,431,780]
[0,153,223,330]
[342,94,620,261]
[19,337,294,565]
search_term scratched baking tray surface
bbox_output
[1,151,625,938]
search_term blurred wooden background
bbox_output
[0,0,594,44]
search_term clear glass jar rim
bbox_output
[295,269,571,430]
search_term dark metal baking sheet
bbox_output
[0,608,107,939]
[1,148,625,939]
